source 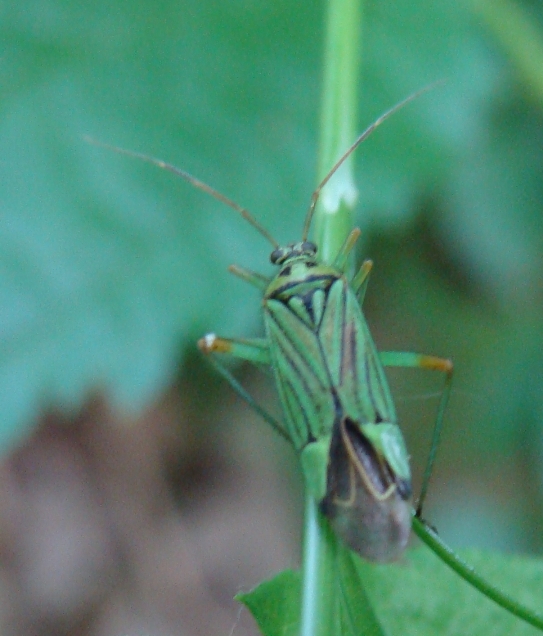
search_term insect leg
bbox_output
[351,259,373,304]
[198,335,291,443]
[378,351,453,517]
[332,228,362,273]
[228,264,270,291]
[199,334,270,363]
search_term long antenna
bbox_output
[84,137,279,248]
[301,82,443,241]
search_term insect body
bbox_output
[201,214,452,561]
[265,239,411,560]
[200,226,451,562]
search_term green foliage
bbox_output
[3,0,543,575]
[239,547,543,636]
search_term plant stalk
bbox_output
[299,0,363,635]
[313,0,362,264]
[300,495,338,636]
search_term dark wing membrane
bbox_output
[264,299,337,449]
[321,417,411,562]
[319,279,397,425]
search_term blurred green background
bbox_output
[2,0,543,633]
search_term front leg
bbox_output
[198,334,271,364]
[198,334,290,443]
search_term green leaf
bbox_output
[237,570,301,636]
[359,548,543,636]
[238,548,543,636]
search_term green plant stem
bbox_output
[313,0,362,264]
[300,495,338,636]
[413,516,543,631]
[299,1,362,636]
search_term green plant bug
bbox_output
[193,89,454,562]
[199,230,451,563]
[87,89,453,563]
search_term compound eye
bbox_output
[301,241,317,255]
[270,247,286,264]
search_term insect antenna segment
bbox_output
[84,137,280,248]
[301,81,443,241]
